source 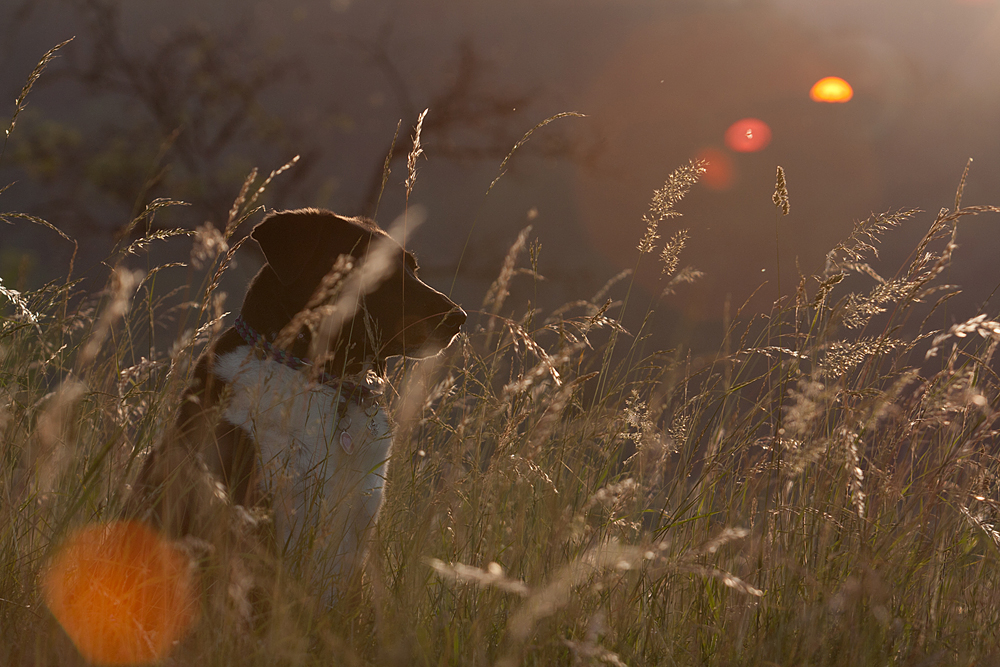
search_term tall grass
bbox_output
[3,48,1000,667]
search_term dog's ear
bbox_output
[251,211,330,284]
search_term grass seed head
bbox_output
[772,165,790,215]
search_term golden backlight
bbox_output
[43,521,197,666]
[810,76,854,102]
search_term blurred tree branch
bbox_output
[4,0,597,243]
[64,0,315,228]
[349,27,594,216]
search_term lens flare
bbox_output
[810,76,854,103]
[43,521,197,666]
[695,147,734,190]
[724,118,772,153]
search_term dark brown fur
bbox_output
[128,208,466,544]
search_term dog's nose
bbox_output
[443,307,467,332]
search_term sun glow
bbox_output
[810,76,854,103]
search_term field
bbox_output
[3,44,1000,667]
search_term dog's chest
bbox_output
[213,346,392,557]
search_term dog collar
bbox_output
[233,314,382,402]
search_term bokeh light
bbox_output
[43,521,197,666]
[724,118,772,152]
[810,76,854,103]
[695,147,734,190]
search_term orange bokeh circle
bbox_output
[810,76,854,103]
[695,147,735,190]
[43,521,198,666]
[724,118,772,152]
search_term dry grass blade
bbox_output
[125,228,196,256]
[826,209,916,271]
[500,325,579,394]
[958,505,1000,551]
[562,638,629,667]
[679,564,764,597]
[374,119,402,218]
[245,155,300,211]
[29,378,86,497]
[821,337,904,376]
[484,226,533,317]
[450,111,586,296]
[3,38,75,155]
[226,168,258,238]
[661,265,704,297]
[772,165,790,215]
[190,223,229,270]
[425,558,530,596]
[117,198,192,249]
[405,109,428,198]
[841,278,911,330]
[79,267,143,364]
[1,212,74,242]
[639,159,705,259]
[955,157,972,211]
[0,276,41,325]
[592,268,633,303]
[192,309,231,347]
[637,217,660,254]
[503,541,648,646]
[659,230,689,276]
[926,314,1000,359]
[135,263,187,293]
[648,159,706,223]
[486,111,586,196]
[689,527,750,556]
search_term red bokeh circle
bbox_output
[724,118,772,152]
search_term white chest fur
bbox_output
[214,346,393,586]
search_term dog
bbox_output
[129,207,466,601]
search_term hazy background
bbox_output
[3,0,999,350]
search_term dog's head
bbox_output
[242,208,466,373]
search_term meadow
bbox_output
[3,43,1000,666]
